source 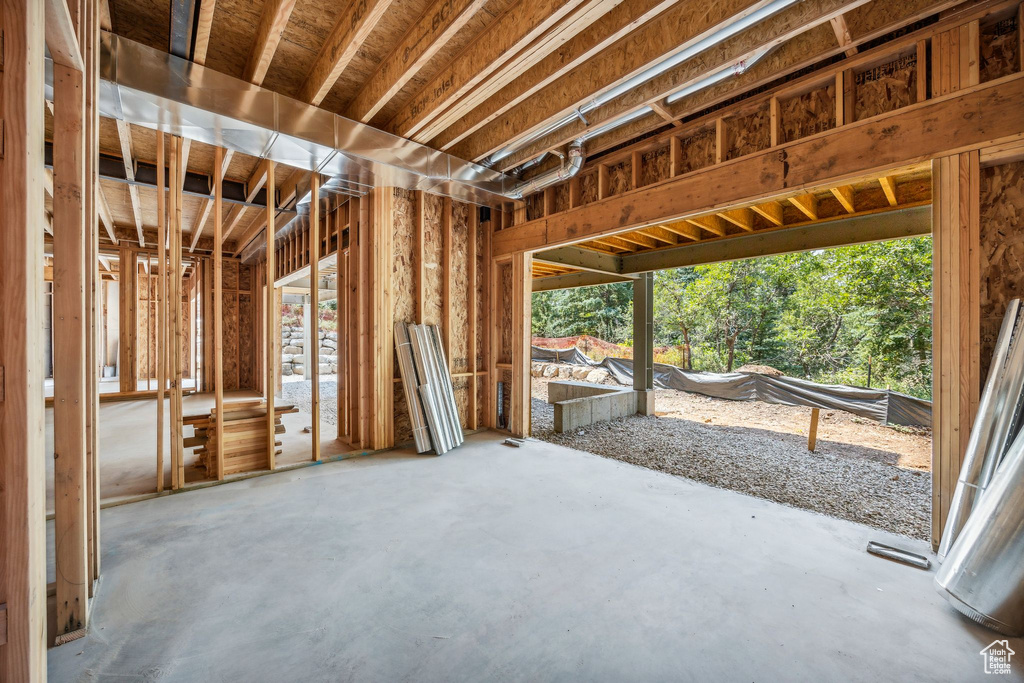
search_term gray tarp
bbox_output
[531,346,931,427]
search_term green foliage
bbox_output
[532,236,934,398]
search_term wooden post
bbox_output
[468,207,478,430]
[266,160,277,469]
[52,55,90,641]
[213,146,225,479]
[509,251,532,437]
[156,131,166,491]
[442,197,452,361]
[414,191,425,322]
[807,408,820,452]
[669,136,681,177]
[337,214,347,440]
[310,172,321,461]
[170,136,185,490]
[0,0,48,675]
[369,188,395,449]
[769,96,780,146]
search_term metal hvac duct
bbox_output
[49,33,520,205]
[939,299,1024,559]
[935,425,1024,636]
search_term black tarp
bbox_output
[532,346,931,427]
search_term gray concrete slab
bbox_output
[48,433,1023,682]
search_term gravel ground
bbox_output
[532,393,932,540]
[281,378,338,426]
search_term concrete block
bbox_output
[590,396,612,424]
[609,391,638,419]
[636,390,656,415]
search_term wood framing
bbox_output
[265,160,277,468]
[214,146,225,479]
[156,131,166,491]
[309,172,321,462]
[0,0,47,676]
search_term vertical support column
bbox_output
[633,271,655,416]
[155,132,166,491]
[347,198,362,447]
[265,161,277,469]
[309,171,321,462]
[414,191,425,323]
[0,0,47,676]
[337,213,347,441]
[169,137,185,489]
[213,146,224,479]
[509,251,532,437]
[118,245,136,391]
[52,53,90,642]
[369,188,395,449]
[468,207,478,430]
[931,151,981,549]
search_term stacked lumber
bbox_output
[183,400,298,478]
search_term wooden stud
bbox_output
[669,136,681,177]
[714,118,724,164]
[468,207,478,430]
[631,150,642,189]
[0,0,48,674]
[214,146,224,479]
[156,131,166,491]
[769,96,780,147]
[442,197,453,363]
[917,39,928,103]
[53,58,90,640]
[842,69,856,126]
[597,164,609,200]
[266,160,277,469]
[807,408,820,451]
[310,172,321,462]
[569,177,581,209]
[414,191,425,322]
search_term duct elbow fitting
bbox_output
[505,140,585,200]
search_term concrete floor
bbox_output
[48,433,1022,682]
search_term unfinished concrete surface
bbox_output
[48,433,1018,681]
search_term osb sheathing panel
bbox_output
[392,188,417,327]
[224,260,239,291]
[725,104,770,161]
[239,264,252,291]
[136,274,158,378]
[981,15,1019,83]
[980,161,1024,382]
[450,202,471,373]
[476,220,487,369]
[854,53,918,121]
[453,376,471,429]
[679,128,715,174]
[204,0,265,80]
[640,147,670,187]
[780,84,835,143]
[499,262,512,364]
[423,193,445,326]
[223,292,240,391]
[526,192,545,222]
[552,183,570,214]
[109,0,168,51]
[500,369,512,428]
[239,294,254,389]
[477,374,487,428]
[607,160,632,197]
[579,173,598,206]
[394,383,414,445]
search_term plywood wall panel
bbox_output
[392,188,416,327]
[579,173,598,206]
[854,53,918,121]
[640,147,670,187]
[725,104,770,160]
[780,84,835,143]
[499,261,513,365]
[679,128,715,174]
[223,291,239,391]
[239,294,253,389]
[607,160,632,196]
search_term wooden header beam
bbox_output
[495,73,1024,257]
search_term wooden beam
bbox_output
[45,0,84,71]
[115,120,144,245]
[96,184,116,243]
[830,13,857,56]
[266,160,277,468]
[297,0,394,106]
[659,220,702,241]
[830,185,856,213]
[687,214,728,236]
[458,0,865,165]
[0,0,48,675]
[387,0,587,138]
[789,193,818,220]
[346,0,488,122]
[192,0,216,65]
[533,245,623,274]
[879,176,898,206]
[429,0,678,149]
[310,172,321,462]
[243,0,297,85]
[493,73,1022,256]
[52,60,90,642]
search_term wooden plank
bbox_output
[297,0,395,106]
[52,60,90,639]
[266,160,277,468]
[0,0,47,673]
[243,0,297,85]
[192,0,216,65]
[156,131,166,492]
[310,172,321,462]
